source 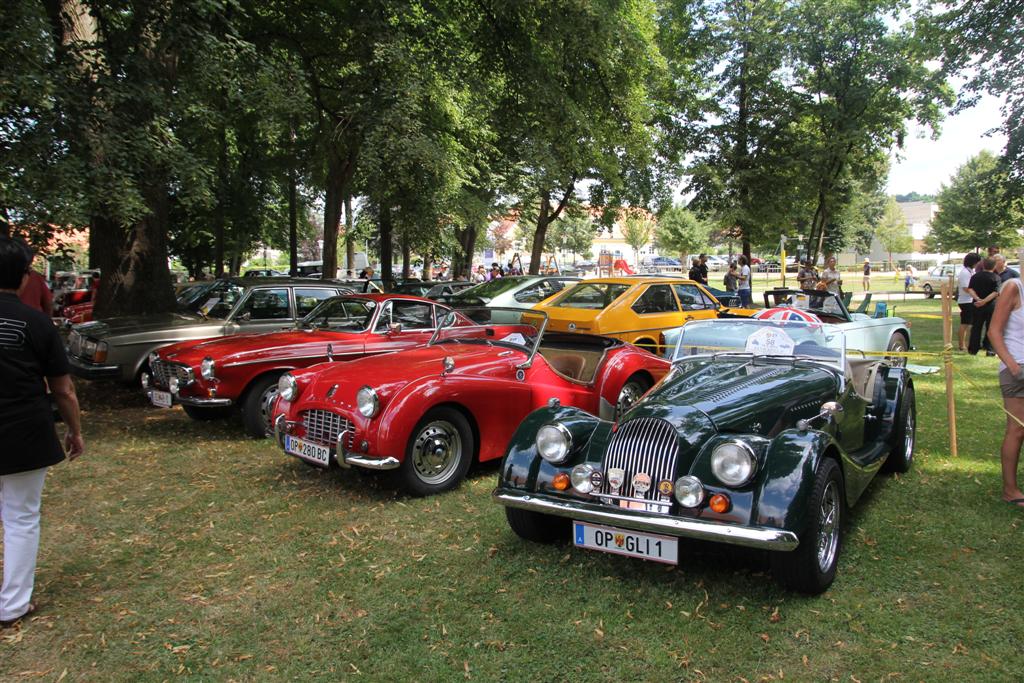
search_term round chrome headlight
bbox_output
[148,351,160,367]
[570,464,596,494]
[140,372,150,390]
[356,386,380,418]
[674,475,705,507]
[536,423,572,464]
[711,441,757,487]
[278,374,298,402]
[168,376,180,395]
[200,356,215,380]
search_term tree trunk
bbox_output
[288,168,298,277]
[529,191,551,275]
[213,113,228,277]
[401,238,411,279]
[452,225,478,278]
[422,257,432,281]
[379,204,393,288]
[92,185,175,318]
[344,195,355,278]
[322,149,343,280]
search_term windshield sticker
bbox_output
[500,332,528,346]
[200,297,221,315]
[745,327,795,356]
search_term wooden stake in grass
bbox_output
[941,276,958,457]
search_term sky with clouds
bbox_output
[887,92,1007,196]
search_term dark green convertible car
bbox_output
[493,317,916,594]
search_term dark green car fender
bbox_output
[500,404,605,491]
[753,429,838,532]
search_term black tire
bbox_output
[182,403,234,421]
[770,457,844,594]
[885,332,909,369]
[393,407,474,496]
[505,506,570,544]
[241,374,282,438]
[923,284,934,299]
[882,385,915,473]
[615,374,652,420]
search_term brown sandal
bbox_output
[0,603,36,628]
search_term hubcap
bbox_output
[411,421,462,484]
[887,338,907,368]
[260,386,280,436]
[816,480,840,573]
[616,382,644,418]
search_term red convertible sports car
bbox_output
[271,309,672,496]
[144,294,457,436]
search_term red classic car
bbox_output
[144,294,457,437]
[62,301,94,325]
[271,309,672,496]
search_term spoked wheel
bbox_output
[615,375,651,420]
[883,385,916,473]
[394,407,474,496]
[770,457,844,594]
[885,333,909,368]
[242,374,281,438]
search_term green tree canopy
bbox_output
[654,206,710,261]
[928,150,1024,252]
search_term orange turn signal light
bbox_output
[709,493,731,513]
[552,473,570,491]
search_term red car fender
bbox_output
[372,372,533,464]
[594,347,671,408]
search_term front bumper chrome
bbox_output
[493,489,800,551]
[68,355,121,380]
[144,388,232,408]
[273,414,400,470]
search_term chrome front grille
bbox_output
[301,409,355,449]
[601,417,681,502]
[150,360,193,388]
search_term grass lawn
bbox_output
[2,294,1022,681]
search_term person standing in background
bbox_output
[697,254,709,285]
[821,256,842,295]
[988,270,1024,507]
[688,258,701,282]
[958,253,982,351]
[18,249,52,315]
[994,254,1019,287]
[0,236,84,628]
[737,256,752,307]
[862,258,871,291]
[723,262,739,292]
[967,257,1001,355]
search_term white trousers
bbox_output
[0,467,48,621]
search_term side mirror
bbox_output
[821,401,843,417]
[238,311,252,322]
[388,322,402,335]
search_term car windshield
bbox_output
[450,277,532,303]
[763,290,847,319]
[550,282,631,310]
[176,280,244,318]
[674,319,845,371]
[301,297,376,330]
[430,307,545,356]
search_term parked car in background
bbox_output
[662,288,911,363]
[244,268,288,277]
[67,278,354,383]
[645,256,682,268]
[914,263,957,298]
[442,275,580,316]
[528,277,756,354]
[704,255,729,271]
[390,280,477,300]
[271,309,671,495]
[494,316,916,594]
[145,294,455,436]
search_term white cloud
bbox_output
[888,92,1007,196]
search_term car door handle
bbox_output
[684,315,694,321]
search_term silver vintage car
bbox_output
[67,278,353,383]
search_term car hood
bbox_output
[638,358,839,436]
[294,342,524,406]
[74,312,211,340]
[161,329,368,367]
